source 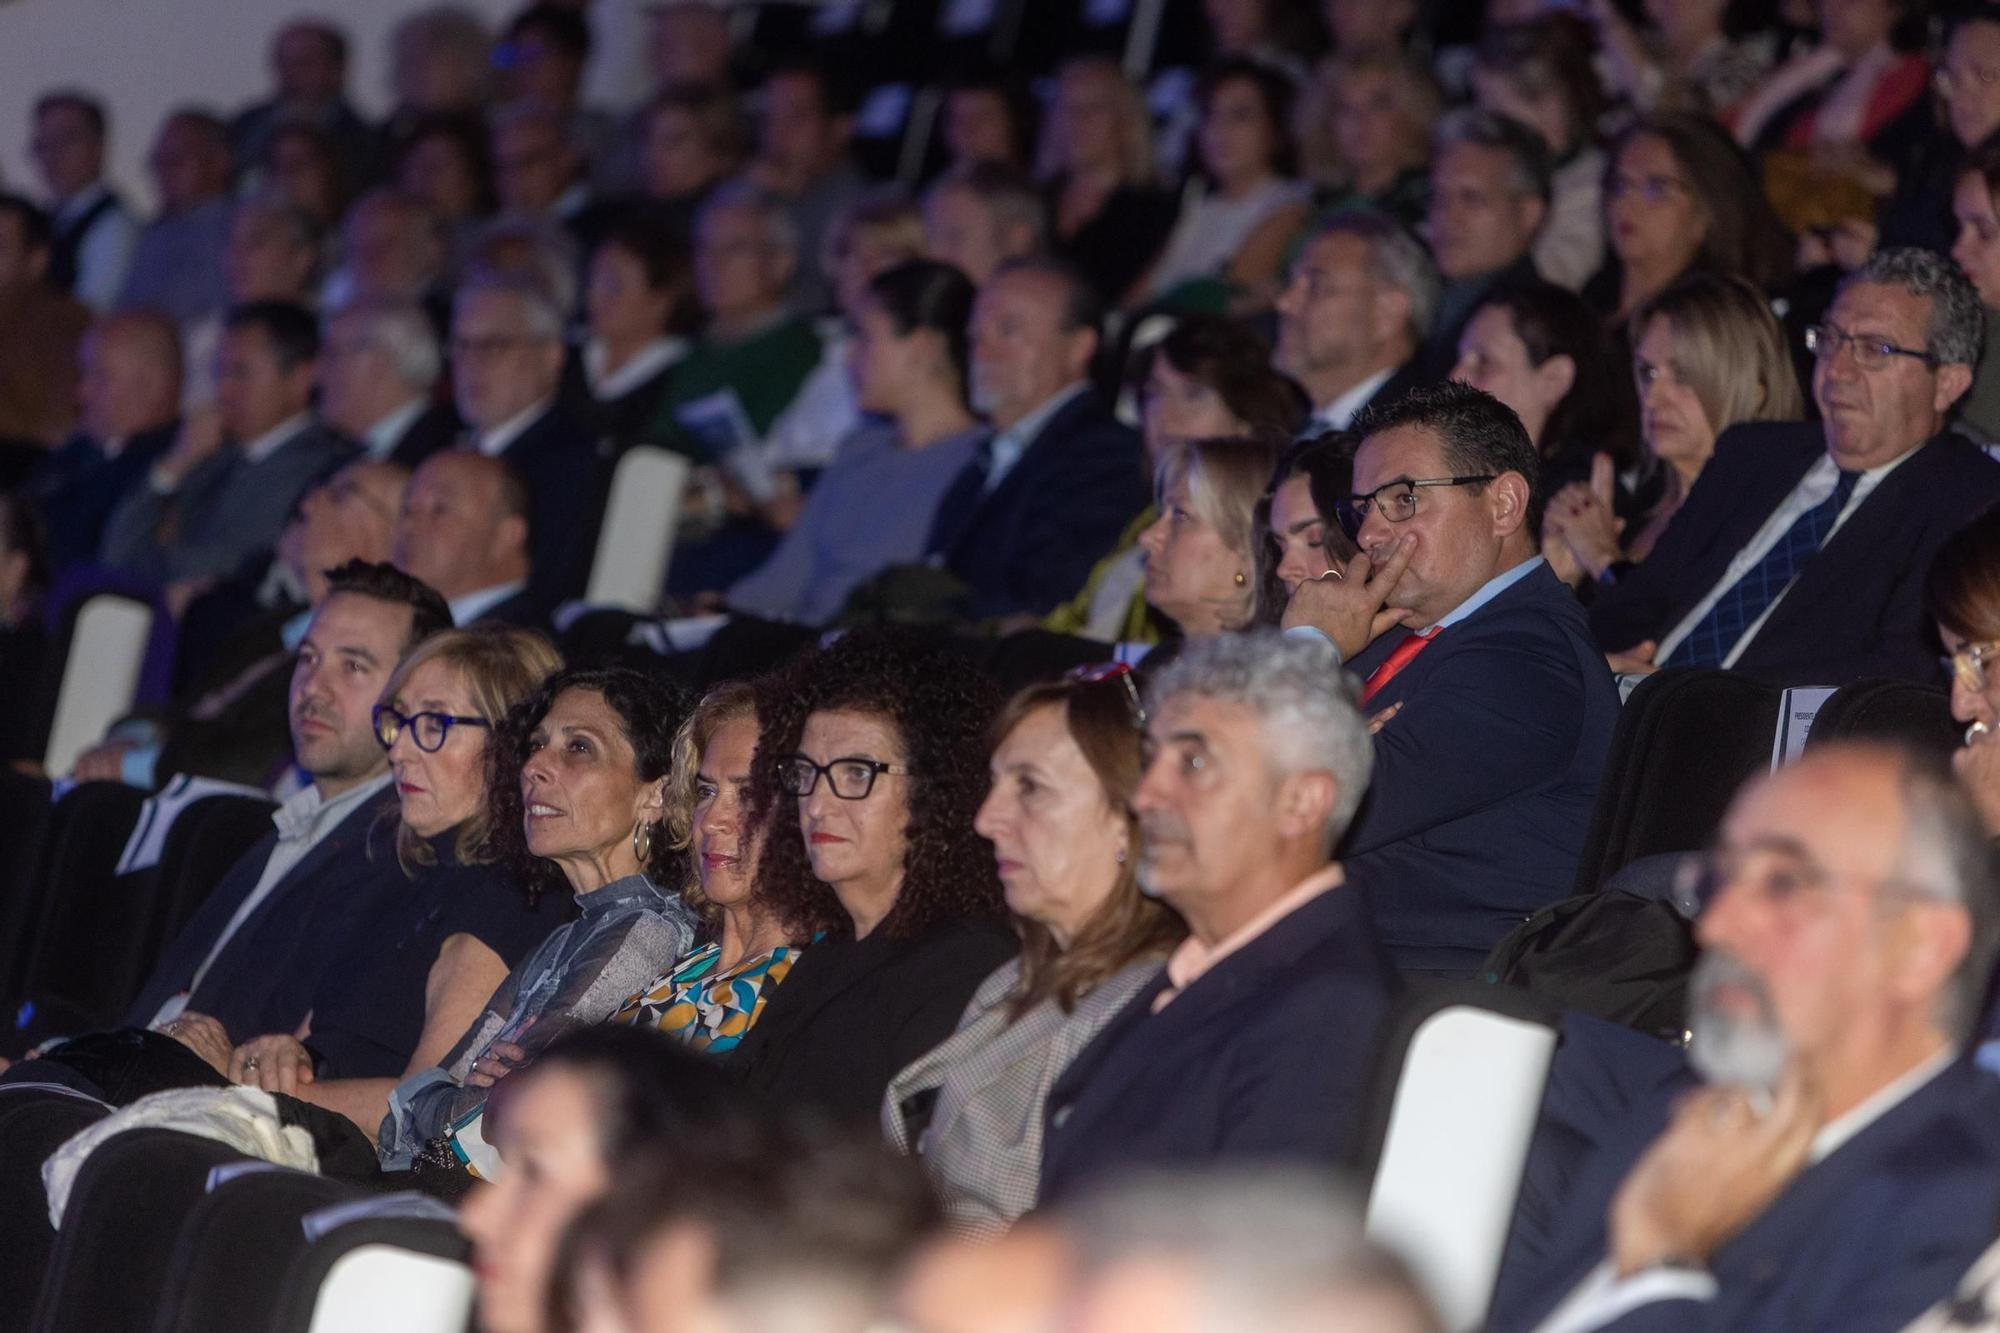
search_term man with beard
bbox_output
[1036,630,1394,1205]
[1492,743,2000,1333]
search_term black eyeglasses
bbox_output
[1066,660,1146,725]
[1804,323,1938,371]
[373,704,491,753]
[781,755,913,800]
[1335,475,1495,540]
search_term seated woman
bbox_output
[560,213,698,453]
[1043,315,1304,644]
[1927,507,2000,834]
[636,82,744,248]
[215,627,568,1141]
[882,668,1184,1236]
[1543,272,1801,589]
[1041,56,1181,310]
[1952,140,2000,444]
[459,1026,748,1333]
[1253,434,1360,625]
[1137,435,1284,641]
[725,628,1018,1124]
[378,665,702,1168]
[1303,48,1439,233]
[1141,59,1311,312]
[725,260,985,626]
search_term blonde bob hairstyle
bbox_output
[1154,434,1285,633]
[1632,272,1803,437]
[382,624,562,871]
[663,680,758,915]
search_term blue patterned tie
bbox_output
[1664,469,1861,669]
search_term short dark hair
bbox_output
[592,210,698,335]
[321,558,453,650]
[869,259,978,402]
[1353,380,1545,540]
[1144,314,1307,441]
[990,254,1104,340]
[505,2,592,63]
[1475,278,1642,474]
[762,59,862,119]
[1435,107,1553,204]
[0,195,53,256]
[33,90,106,140]
[224,300,321,372]
[1196,57,1299,178]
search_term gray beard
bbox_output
[1686,951,1793,1094]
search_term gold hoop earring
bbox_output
[632,820,654,865]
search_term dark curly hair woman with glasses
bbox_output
[724,626,1018,1124]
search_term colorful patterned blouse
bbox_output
[611,940,801,1053]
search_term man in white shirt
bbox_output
[318,298,456,468]
[29,91,138,312]
[1494,743,2000,1333]
[394,452,538,628]
[1274,209,1436,434]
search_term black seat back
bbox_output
[0,1088,109,1333]
[1807,677,1958,766]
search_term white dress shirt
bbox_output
[1313,365,1396,434]
[473,399,551,457]
[361,399,428,461]
[449,580,528,626]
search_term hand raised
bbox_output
[1281,532,1418,662]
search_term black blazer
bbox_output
[488,405,609,606]
[384,401,461,471]
[724,915,1017,1126]
[28,421,178,574]
[1341,562,1620,972]
[1590,422,2000,685]
[928,391,1148,620]
[1036,882,1394,1205]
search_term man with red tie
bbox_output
[1285,380,1618,973]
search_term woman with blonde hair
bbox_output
[1138,434,1284,638]
[1040,56,1182,308]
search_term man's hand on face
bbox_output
[1281,532,1418,662]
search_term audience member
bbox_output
[324,188,450,315]
[1545,273,1802,588]
[463,212,579,318]
[1139,436,1283,639]
[1730,0,1926,161]
[1898,10,2000,254]
[262,121,352,233]
[394,114,496,252]
[118,108,234,326]
[1143,59,1309,311]
[728,261,983,626]
[1040,58,1181,310]
[1300,49,1439,233]
[0,494,47,759]
[394,452,542,627]
[382,5,492,153]
[229,19,377,190]
[1286,382,1617,969]
[29,90,138,312]
[379,665,701,1167]
[747,63,870,316]
[318,297,457,467]
[1255,434,1359,624]
[491,100,602,247]
[1584,0,1775,115]
[1421,109,1550,376]
[0,194,91,453]
[561,213,695,452]
[1953,139,2000,445]
[727,629,1017,1124]
[924,258,1147,620]
[1037,630,1390,1200]
[101,300,353,590]
[1275,208,1435,434]
[1929,509,2000,833]
[1493,743,2000,1332]
[922,162,1045,290]
[1591,248,2000,683]
[497,3,615,183]
[646,0,735,92]
[941,75,1034,175]
[884,668,1184,1236]
[634,82,745,248]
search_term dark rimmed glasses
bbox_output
[1804,323,1938,372]
[1335,475,1496,541]
[1067,660,1146,725]
[781,755,912,800]
[373,704,491,753]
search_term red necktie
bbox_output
[1360,628,1439,705]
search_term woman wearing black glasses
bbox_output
[725,627,1017,1125]
[218,626,569,1142]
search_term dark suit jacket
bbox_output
[383,401,461,470]
[28,421,178,574]
[928,391,1148,620]
[1590,422,2000,685]
[488,405,608,607]
[724,916,1017,1127]
[121,786,404,1043]
[1036,882,1394,1205]
[1341,562,1619,972]
[1492,1058,2000,1333]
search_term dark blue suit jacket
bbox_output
[926,391,1147,620]
[1492,1058,2000,1333]
[1589,422,2000,686]
[28,421,177,574]
[1036,881,1394,1205]
[490,404,608,608]
[122,786,404,1042]
[1341,562,1618,972]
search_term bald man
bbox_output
[393,451,541,627]
[28,311,184,571]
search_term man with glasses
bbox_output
[1592,247,2000,684]
[1284,380,1616,972]
[1492,743,2000,1333]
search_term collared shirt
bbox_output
[150,769,393,1027]
[448,580,527,626]
[1314,366,1395,434]
[1654,448,1918,667]
[1152,863,1345,1012]
[985,382,1088,496]
[1535,1047,1957,1333]
[53,182,138,313]
[473,399,551,457]
[362,399,428,461]
[584,336,689,400]
[1285,556,1545,666]
[241,411,313,466]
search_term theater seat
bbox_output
[153,1165,368,1333]
[0,1086,109,1333]
[288,1232,474,1333]
[1806,677,1958,764]
[8,783,149,1032]
[41,594,153,778]
[585,446,692,615]
[1354,985,1561,1332]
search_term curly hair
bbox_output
[744,627,1005,943]
[485,665,695,906]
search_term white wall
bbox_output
[0,0,655,212]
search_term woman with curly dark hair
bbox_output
[725,628,1017,1124]
[377,665,702,1169]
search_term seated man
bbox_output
[1591,248,2000,685]
[1274,209,1435,435]
[1492,743,2000,1332]
[393,451,542,628]
[1420,108,1548,378]
[117,108,233,327]
[1037,630,1393,1203]
[0,193,92,459]
[317,296,458,467]
[100,299,354,591]
[1285,380,1616,971]
[922,160,1045,288]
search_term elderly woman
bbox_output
[725,629,1018,1124]
[378,665,701,1168]
[215,627,568,1139]
[1543,273,1802,589]
[882,668,1184,1235]
[1927,508,2000,835]
[561,213,697,452]
[1138,435,1284,640]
